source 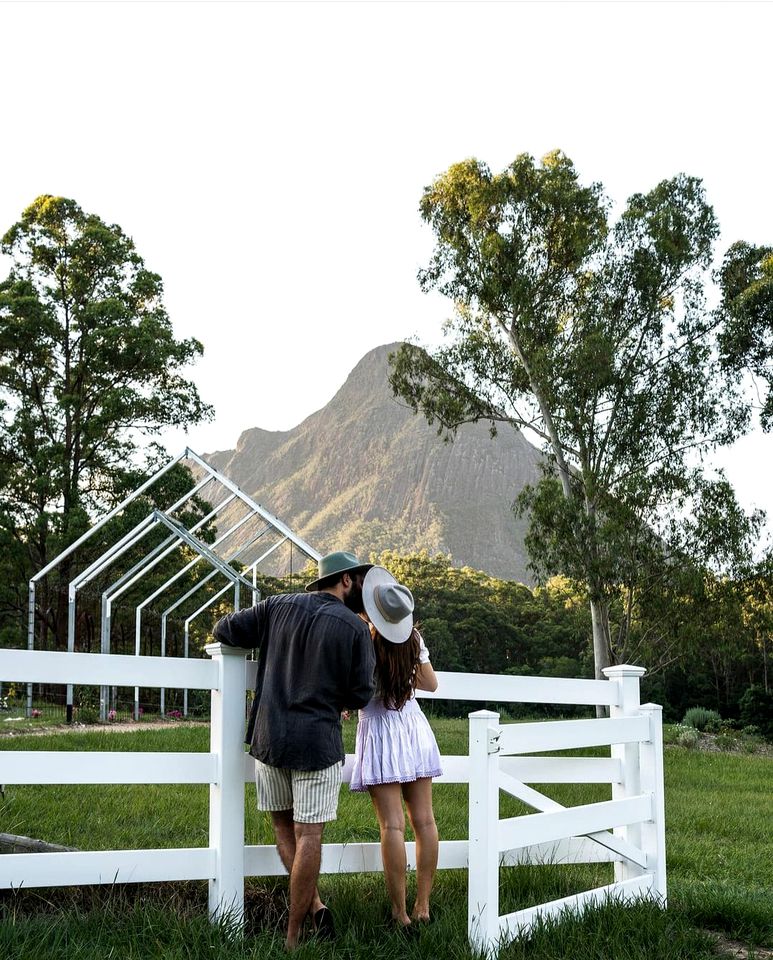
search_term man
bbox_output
[213,550,375,950]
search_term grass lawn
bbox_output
[1,718,771,959]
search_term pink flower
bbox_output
[31,708,42,719]
[107,709,117,722]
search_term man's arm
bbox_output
[342,622,376,710]
[213,599,268,649]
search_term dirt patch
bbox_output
[708,931,773,959]
[694,734,773,759]
[665,736,773,759]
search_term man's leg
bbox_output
[286,820,325,949]
[271,810,325,919]
[257,762,324,945]
[286,761,342,946]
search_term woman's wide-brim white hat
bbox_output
[362,566,415,644]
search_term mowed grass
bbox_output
[1,718,771,959]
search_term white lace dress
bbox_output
[350,634,443,792]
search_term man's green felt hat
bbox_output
[305,551,372,592]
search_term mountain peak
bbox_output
[211,343,544,582]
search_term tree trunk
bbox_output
[590,597,612,717]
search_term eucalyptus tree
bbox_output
[0,195,213,644]
[718,241,773,429]
[390,151,765,683]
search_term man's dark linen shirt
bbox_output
[213,592,375,771]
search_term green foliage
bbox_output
[676,725,700,748]
[682,707,722,731]
[718,241,773,430]
[256,551,770,724]
[0,196,213,537]
[262,551,592,688]
[739,685,773,739]
[0,196,214,653]
[75,686,99,724]
[390,150,766,679]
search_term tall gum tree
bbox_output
[0,195,214,644]
[389,151,766,690]
[718,241,773,429]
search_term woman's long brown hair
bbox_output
[372,624,421,711]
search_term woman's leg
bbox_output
[402,778,438,921]
[368,783,411,925]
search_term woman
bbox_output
[351,566,442,931]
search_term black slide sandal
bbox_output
[311,906,336,940]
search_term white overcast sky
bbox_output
[1,0,772,540]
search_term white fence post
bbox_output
[468,709,501,955]
[639,702,667,905]
[205,642,249,925]
[602,665,647,883]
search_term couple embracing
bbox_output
[213,551,443,949]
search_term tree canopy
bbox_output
[390,151,769,682]
[0,195,214,647]
[0,195,213,569]
[259,550,771,724]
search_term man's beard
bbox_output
[344,583,365,614]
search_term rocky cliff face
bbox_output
[208,343,545,583]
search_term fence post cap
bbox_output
[204,642,250,658]
[602,664,647,679]
[640,702,663,712]
[468,709,500,719]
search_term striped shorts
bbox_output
[254,759,342,823]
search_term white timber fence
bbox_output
[0,646,665,950]
[467,663,666,955]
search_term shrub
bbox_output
[677,725,700,749]
[683,707,722,731]
[741,724,761,738]
[662,724,681,745]
[738,685,773,739]
[185,689,210,718]
[78,706,98,725]
[715,732,737,752]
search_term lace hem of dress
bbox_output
[350,767,443,792]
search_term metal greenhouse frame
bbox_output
[26,448,319,720]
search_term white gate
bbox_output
[467,664,666,955]
[0,647,665,948]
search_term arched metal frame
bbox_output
[26,449,320,720]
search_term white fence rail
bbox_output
[0,647,665,950]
